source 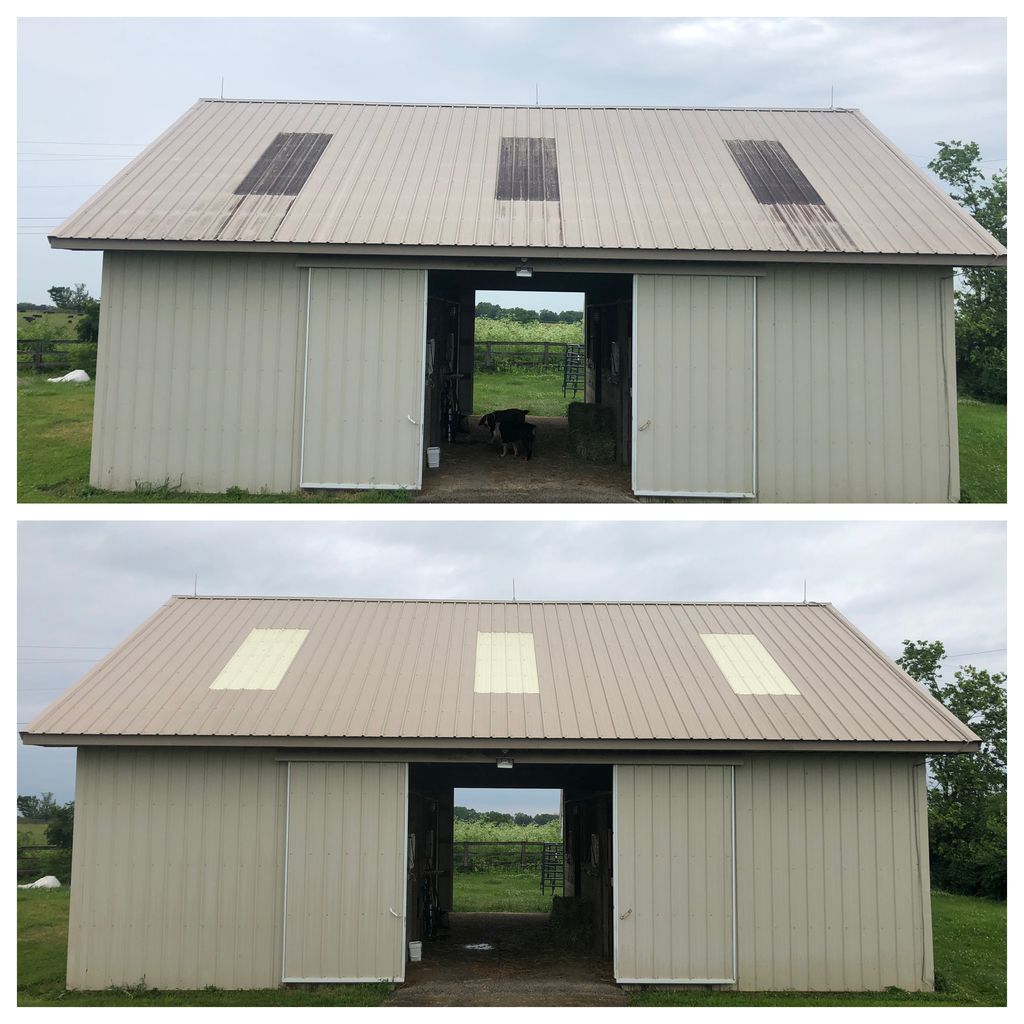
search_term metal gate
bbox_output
[613,764,736,984]
[283,761,408,983]
[632,274,756,497]
[300,268,426,489]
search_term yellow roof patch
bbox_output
[210,628,309,691]
[700,633,800,696]
[474,632,540,694]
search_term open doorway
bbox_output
[419,269,634,502]
[451,786,562,914]
[473,291,584,424]
[399,762,617,1004]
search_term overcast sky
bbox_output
[17,16,1006,306]
[17,520,1007,807]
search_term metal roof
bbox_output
[21,597,978,751]
[50,100,1005,263]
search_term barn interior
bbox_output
[406,761,614,969]
[423,269,633,487]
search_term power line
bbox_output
[19,644,113,650]
[945,647,1006,660]
[17,184,104,189]
[18,140,145,146]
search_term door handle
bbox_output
[388,907,401,918]
[637,420,651,432]
[619,907,632,921]
[407,415,419,426]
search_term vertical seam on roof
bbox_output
[822,604,979,741]
[159,101,266,242]
[851,109,1004,255]
[805,110,938,255]
[55,99,207,239]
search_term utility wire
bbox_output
[18,140,145,146]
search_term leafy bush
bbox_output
[454,819,561,843]
[60,343,98,377]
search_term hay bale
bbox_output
[567,402,616,462]
[548,895,594,947]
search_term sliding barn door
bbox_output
[300,268,426,490]
[614,764,735,984]
[283,762,408,983]
[633,274,755,497]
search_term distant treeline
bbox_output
[454,805,559,827]
[475,302,583,325]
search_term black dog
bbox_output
[495,420,536,461]
[479,408,529,441]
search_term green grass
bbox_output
[16,377,409,503]
[17,889,390,1006]
[17,311,82,339]
[629,891,1005,1007]
[17,823,49,846]
[17,888,1005,1006]
[957,398,1007,503]
[453,869,557,913]
[473,369,574,418]
[17,374,1006,504]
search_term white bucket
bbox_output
[426,447,440,469]
[408,940,423,962]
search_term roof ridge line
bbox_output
[168,594,832,606]
[196,97,860,113]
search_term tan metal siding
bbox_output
[66,747,286,990]
[734,754,933,991]
[634,274,755,496]
[615,764,734,982]
[756,265,958,502]
[25,599,979,747]
[283,761,407,982]
[53,101,1005,260]
[300,268,425,488]
[90,251,307,492]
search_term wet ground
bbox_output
[386,912,627,1007]
[415,416,634,504]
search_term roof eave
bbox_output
[47,235,1007,267]
[19,732,981,754]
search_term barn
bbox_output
[49,101,1005,502]
[21,596,979,992]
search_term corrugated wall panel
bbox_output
[90,251,307,493]
[283,761,407,981]
[300,268,426,489]
[733,754,933,991]
[615,764,734,982]
[633,274,755,496]
[756,265,958,502]
[66,747,287,990]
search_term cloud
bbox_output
[17,17,1005,302]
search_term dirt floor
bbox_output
[385,912,627,1007]
[415,416,634,504]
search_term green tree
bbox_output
[16,792,59,820]
[45,802,75,849]
[75,298,101,343]
[17,795,41,820]
[46,283,93,312]
[928,142,1007,403]
[898,640,1007,897]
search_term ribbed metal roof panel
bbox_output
[23,597,977,746]
[50,100,1005,260]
